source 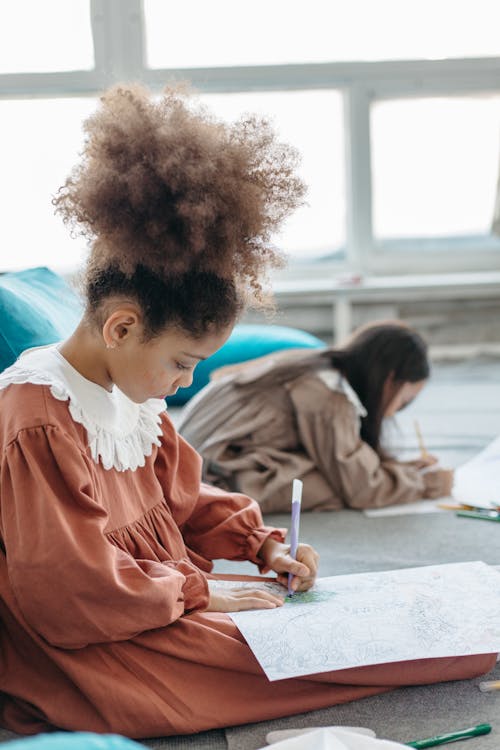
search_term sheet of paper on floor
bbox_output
[228,561,500,681]
[452,436,500,507]
[363,498,446,517]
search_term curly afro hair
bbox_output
[54,84,305,337]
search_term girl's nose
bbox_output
[179,369,194,389]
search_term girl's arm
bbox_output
[154,415,286,568]
[1,425,209,649]
[181,482,286,568]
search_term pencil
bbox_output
[287,479,303,597]
[414,419,428,459]
[479,680,500,692]
[406,723,491,749]
[456,510,500,522]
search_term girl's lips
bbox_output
[159,388,178,398]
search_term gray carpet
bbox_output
[142,731,226,749]
[225,662,500,750]
[2,357,500,749]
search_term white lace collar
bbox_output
[0,345,166,472]
[316,368,367,418]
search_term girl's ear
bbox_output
[102,306,141,349]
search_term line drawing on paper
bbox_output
[227,562,500,681]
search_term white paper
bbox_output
[229,561,500,681]
[363,498,445,517]
[260,728,407,750]
[266,727,376,745]
[452,436,500,507]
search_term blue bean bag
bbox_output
[0,267,82,374]
[3,733,145,749]
[167,323,325,405]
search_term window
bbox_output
[0,98,96,271]
[144,0,500,68]
[372,96,500,240]
[1,1,500,275]
[0,0,93,73]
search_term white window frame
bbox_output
[2,0,500,279]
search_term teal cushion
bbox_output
[4,733,145,749]
[0,267,82,373]
[167,323,325,405]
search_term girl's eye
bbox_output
[176,362,191,371]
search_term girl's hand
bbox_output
[408,454,439,471]
[258,538,319,593]
[206,587,284,613]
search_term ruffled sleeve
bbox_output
[0,424,209,649]
[154,415,286,569]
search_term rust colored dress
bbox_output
[0,346,495,739]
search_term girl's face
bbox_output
[105,317,233,404]
[383,379,426,418]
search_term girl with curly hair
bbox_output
[0,85,494,740]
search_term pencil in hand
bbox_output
[414,419,428,460]
[287,479,303,597]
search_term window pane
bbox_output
[372,96,500,240]
[200,90,345,260]
[0,0,93,73]
[145,0,500,68]
[0,98,96,272]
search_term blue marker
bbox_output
[288,478,303,596]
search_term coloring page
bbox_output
[229,561,500,681]
[453,436,500,506]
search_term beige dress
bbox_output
[178,348,446,512]
[0,346,493,739]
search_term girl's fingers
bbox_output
[415,454,438,469]
[296,545,319,577]
[273,551,319,591]
[226,589,284,611]
[276,572,316,592]
[229,588,279,599]
[282,558,310,577]
[293,579,315,592]
[232,596,283,611]
[207,587,285,612]
[228,588,284,605]
[259,541,320,594]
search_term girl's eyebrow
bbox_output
[180,350,207,361]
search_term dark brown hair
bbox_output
[219,321,429,458]
[330,322,430,455]
[54,84,305,338]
